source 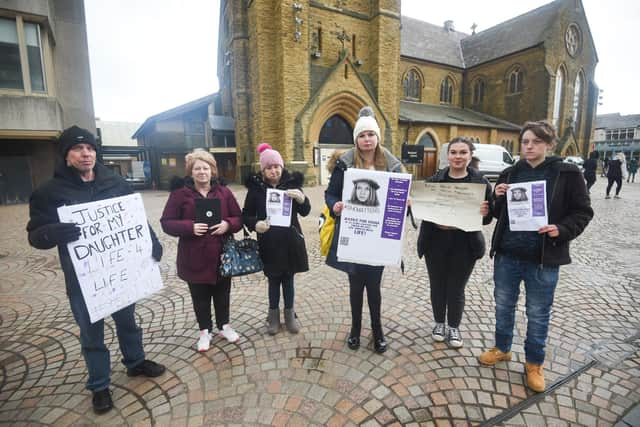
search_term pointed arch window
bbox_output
[403,69,421,101]
[552,66,565,130]
[319,115,353,145]
[417,132,435,148]
[572,72,583,130]
[508,67,523,94]
[473,79,485,105]
[440,77,453,104]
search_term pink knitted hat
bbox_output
[258,143,284,170]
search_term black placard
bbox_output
[401,144,424,164]
[195,198,222,226]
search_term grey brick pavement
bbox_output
[0,179,638,426]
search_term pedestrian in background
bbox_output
[605,152,626,199]
[324,106,405,354]
[242,143,310,335]
[627,157,638,183]
[582,151,598,193]
[160,149,243,352]
[478,120,593,393]
[27,126,166,414]
[417,137,493,349]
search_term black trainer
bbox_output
[126,359,166,377]
[92,388,113,414]
[374,338,388,354]
[347,336,360,350]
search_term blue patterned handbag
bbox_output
[220,227,263,277]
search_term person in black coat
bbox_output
[582,151,598,193]
[242,143,310,335]
[26,126,165,414]
[417,137,493,349]
[605,152,626,198]
[324,107,404,354]
[479,120,593,393]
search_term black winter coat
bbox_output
[26,162,162,295]
[417,166,494,260]
[490,158,593,266]
[242,170,311,276]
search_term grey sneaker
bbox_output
[447,327,463,348]
[432,323,446,342]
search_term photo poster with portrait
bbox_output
[57,193,163,323]
[266,189,292,227]
[506,180,548,231]
[337,169,412,267]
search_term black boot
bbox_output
[92,388,113,414]
[347,325,361,350]
[373,327,387,354]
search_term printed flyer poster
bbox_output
[506,180,548,231]
[266,189,292,227]
[337,169,412,266]
[58,194,163,323]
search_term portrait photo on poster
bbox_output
[268,192,281,203]
[510,187,528,202]
[349,178,380,207]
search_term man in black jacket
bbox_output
[26,126,165,414]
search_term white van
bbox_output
[439,143,515,180]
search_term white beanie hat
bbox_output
[353,106,381,144]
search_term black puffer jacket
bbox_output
[242,170,311,276]
[27,161,162,295]
[490,157,593,266]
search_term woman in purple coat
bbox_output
[161,149,243,352]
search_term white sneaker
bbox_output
[432,323,446,342]
[447,327,463,348]
[218,324,239,343]
[197,329,211,352]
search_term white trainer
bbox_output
[197,329,211,352]
[432,323,446,342]
[218,324,239,343]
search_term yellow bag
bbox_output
[318,204,335,257]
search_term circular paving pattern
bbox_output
[0,181,638,426]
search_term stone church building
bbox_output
[215,0,598,183]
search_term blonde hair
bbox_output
[616,152,626,162]
[185,148,217,176]
[354,143,387,171]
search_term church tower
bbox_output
[218,0,401,182]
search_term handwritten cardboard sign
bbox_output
[411,182,486,232]
[58,194,163,323]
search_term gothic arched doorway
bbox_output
[319,115,353,145]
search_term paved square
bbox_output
[0,180,638,426]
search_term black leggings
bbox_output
[424,228,476,328]
[606,176,622,196]
[348,267,384,338]
[188,278,231,331]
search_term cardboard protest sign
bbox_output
[337,169,412,267]
[58,193,163,323]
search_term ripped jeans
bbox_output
[493,254,559,365]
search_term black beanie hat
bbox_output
[58,126,98,157]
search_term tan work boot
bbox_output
[478,347,512,365]
[525,362,545,392]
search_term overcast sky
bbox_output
[85,0,639,124]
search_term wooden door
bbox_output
[419,150,437,178]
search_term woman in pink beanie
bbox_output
[242,143,311,335]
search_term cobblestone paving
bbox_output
[0,179,638,426]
